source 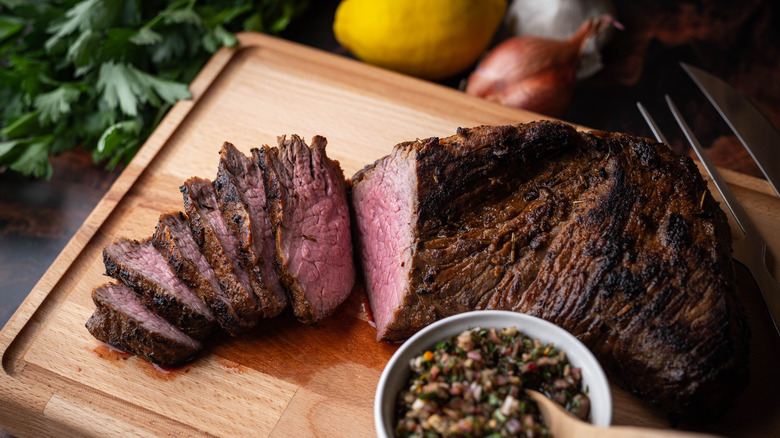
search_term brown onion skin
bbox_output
[465,16,611,118]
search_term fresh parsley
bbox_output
[0,0,309,179]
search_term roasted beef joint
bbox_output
[350,120,749,418]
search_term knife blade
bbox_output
[682,62,780,198]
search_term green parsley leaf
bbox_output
[203,24,237,52]
[137,70,191,105]
[1,0,309,179]
[243,12,265,33]
[96,120,141,156]
[8,136,53,179]
[40,118,77,155]
[0,1,27,9]
[269,3,295,34]
[101,27,138,62]
[150,30,187,64]
[97,62,142,117]
[34,86,81,124]
[66,28,102,75]
[106,138,141,169]
[45,0,104,52]
[97,61,190,117]
[1,112,39,138]
[213,24,238,47]
[0,139,23,162]
[129,27,163,46]
[161,8,203,27]
[0,14,24,43]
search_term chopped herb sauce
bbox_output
[395,326,590,437]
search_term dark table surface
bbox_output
[1,0,778,332]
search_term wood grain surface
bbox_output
[1,33,779,438]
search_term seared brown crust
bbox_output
[86,283,201,368]
[214,143,287,318]
[254,144,310,320]
[152,211,249,336]
[352,120,749,418]
[516,129,749,419]
[103,238,216,341]
[181,178,264,327]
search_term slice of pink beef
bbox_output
[214,142,288,317]
[253,135,354,323]
[349,145,417,341]
[86,282,202,368]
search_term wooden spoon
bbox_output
[526,390,723,438]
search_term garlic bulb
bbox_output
[505,0,616,79]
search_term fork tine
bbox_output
[640,97,780,336]
[636,102,670,145]
[664,95,755,236]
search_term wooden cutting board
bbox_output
[1,33,779,437]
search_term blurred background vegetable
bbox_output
[0,0,309,179]
[333,0,506,81]
[465,14,615,118]
[505,0,616,79]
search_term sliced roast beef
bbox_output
[181,177,267,324]
[152,211,254,335]
[103,237,216,340]
[86,282,202,367]
[253,135,354,323]
[350,121,749,418]
[214,142,287,317]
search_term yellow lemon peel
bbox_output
[334,0,506,80]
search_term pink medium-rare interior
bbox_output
[352,149,416,339]
[195,182,256,295]
[232,155,288,306]
[168,215,223,296]
[107,283,201,350]
[284,139,354,317]
[113,239,212,318]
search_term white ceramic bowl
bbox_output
[374,310,612,437]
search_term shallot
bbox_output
[505,0,617,78]
[465,14,614,118]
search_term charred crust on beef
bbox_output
[664,212,692,250]
[86,282,202,368]
[103,237,216,340]
[350,120,749,420]
[215,142,288,318]
[152,211,252,336]
[88,133,353,367]
[181,177,265,327]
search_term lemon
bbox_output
[333,0,506,80]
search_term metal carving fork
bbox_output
[638,97,780,336]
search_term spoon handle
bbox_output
[527,390,723,438]
[598,426,722,438]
